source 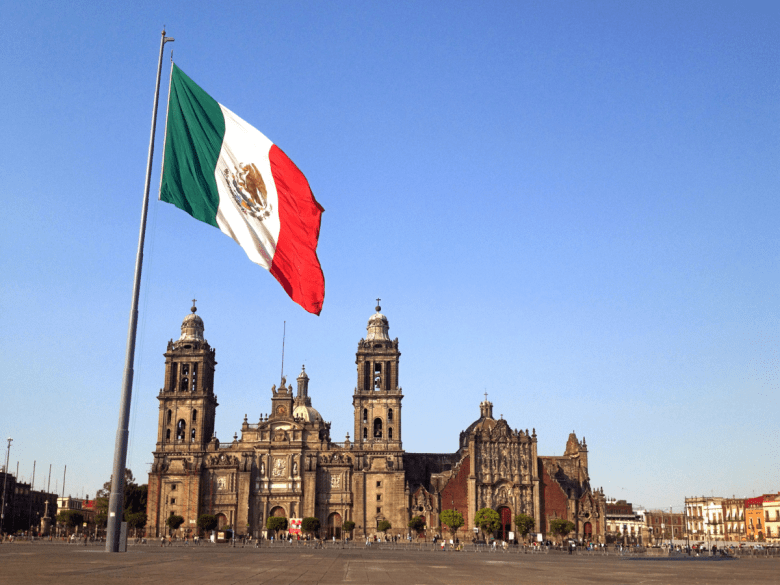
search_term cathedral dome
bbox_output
[179,301,205,342]
[463,399,496,436]
[293,404,322,422]
[366,302,390,341]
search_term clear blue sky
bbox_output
[1,1,777,510]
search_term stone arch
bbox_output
[584,521,593,540]
[327,512,342,540]
[497,506,512,541]
[215,513,228,530]
[270,506,287,518]
[373,418,383,438]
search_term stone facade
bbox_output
[147,303,606,541]
[0,471,58,536]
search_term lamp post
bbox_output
[1,438,12,535]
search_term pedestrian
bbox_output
[160,536,165,547]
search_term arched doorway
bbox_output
[327,512,342,540]
[583,522,592,542]
[269,506,287,518]
[215,513,228,530]
[497,507,512,541]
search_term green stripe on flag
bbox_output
[160,65,225,228]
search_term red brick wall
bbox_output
[440,455,470,532]
[539,462,569,533]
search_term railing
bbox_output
[9,536,780,558]
[329,442,354,449]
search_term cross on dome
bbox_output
[191,298,197,313]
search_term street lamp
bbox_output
[1,438,12,535]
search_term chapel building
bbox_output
[146,303,606,541]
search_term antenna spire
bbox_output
[280,321,286,386]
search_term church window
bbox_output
[388,427,393,439]
[377,507,382,514]
[192,410,198,422]
[374,363,382,390]
[376,481,381,488]
[364,362,370,391]
[171,484,177,490]
[166,429,171,441]
[170,498,176,505]
[373,418,383,438]
[377,494,382,501]
[385,362,391,390]
[192,364,198,391]
[363,409,367,424]
[170,363,177,390]
[167,409,172,424]
[388,409,393,422]
[177,419,186,440]
[363,427,367,440]
[191,428,196,442]
[181,377,188,391]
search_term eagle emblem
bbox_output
[223,162,273,220]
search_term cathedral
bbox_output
[146,303,606,541]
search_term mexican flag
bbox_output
[160,65,324,315]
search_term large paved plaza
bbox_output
[0,543,772,584]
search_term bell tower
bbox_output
[155,300,218,452]
[353,301,403,450]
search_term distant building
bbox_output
[605,499,644,544]
[745,496,767,541]
[644,509,686,543]
[55,496,97,536]
[763,494,780,543]
[0,470,57,535]
[721,497,745,541]
[685,496,724,542]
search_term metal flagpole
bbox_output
[106,28,174,553]
[158,49,174,201]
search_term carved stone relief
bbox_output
[272,457,287,477]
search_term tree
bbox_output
[439,510,464,539]
[474,508,500,541]
[549,519,576,543]
[342,520,355,538]
[408,516,426,538]
[266,516,288,539]
[94,469,147,532]
[377,520,392,536]
[126,512,147,537]
[56,510,84,534]
[514,514,535,542]
[302,517,321,538]
[166,513,185,535]
[197,514,218,535]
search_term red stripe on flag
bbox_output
[268,144,325,315]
